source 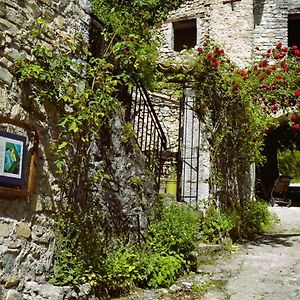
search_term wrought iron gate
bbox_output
[177,87,208,208]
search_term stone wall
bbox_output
[157,0,300,203]
[0,1,157,299]
[158,0,300,64]
[0,1,91,298]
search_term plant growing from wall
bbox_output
[15,0,194,295]
[187,45,270,211]
[160,43,300,214]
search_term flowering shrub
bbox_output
[248,43,300,129]
[190,45,269,209]
[183,42,300,209]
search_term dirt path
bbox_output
[203,206,300,300]
[116,207,300,300]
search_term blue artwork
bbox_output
[0,131,26,186]
[4,142,21,175]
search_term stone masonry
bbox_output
[0,1,157,299]
[157,0,300,204]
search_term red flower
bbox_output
[272,105,279,111]
[277,75,283,79]
[292,124,300,131]
[200,103,206,110]
[271,65,277,70]
[255,46,260,50]
[291,114,297,122]
[207,53,212,59]
[292,45,298,50]
[294,91,300,97]
[259,76,264,81]
[280,61,287,67]
[295,49,300,56]
[197,47,203,54]
[259,61,268,67]
[213,61,219,68]
[277,42,283,49]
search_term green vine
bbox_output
[14,0,192,295]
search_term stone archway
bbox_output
[257,119,300,200]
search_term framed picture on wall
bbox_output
[0,131,27,186]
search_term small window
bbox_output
[173,19,197,52]
[288,14,300,48]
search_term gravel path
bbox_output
[115,207,300,300]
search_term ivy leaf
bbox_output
[58,141,68,149]
[68,121,78,132]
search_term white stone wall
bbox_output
[209,0,254,67]
[253,0,288,53]
[157,0,300,203]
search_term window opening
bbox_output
[173,19,197,52]
[288,14,300,48]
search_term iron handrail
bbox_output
[127,79,167,187]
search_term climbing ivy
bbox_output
[15,0,192,296]
[160,42,300,211]
[188,44,270,210]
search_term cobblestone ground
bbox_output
[115,206,300,300]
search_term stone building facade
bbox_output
[157,0,300,204]
[160,0,300,65]
[0,1,156,299]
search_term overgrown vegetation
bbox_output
[14,0,283,297]
[50,201,201,296]
[200,200,274,242]
[278,148,300,182]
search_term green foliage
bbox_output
[200,200,273,242]
[191,45,269,208]
[278,149,300,182]
[147,202,201,257]
[200,205,234,243]
[239,200,273,238]
[91,0,187,88]
[49,201,200,295]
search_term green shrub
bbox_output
[147,202,201,258]
[50,201,201,296]
[137,250,184,288]
[200,205,234,243]
[240,200,273,238]
[200,200,273,242]
[278,149,300,182]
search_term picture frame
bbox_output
[0,115,39,199]
[0,131,27,186]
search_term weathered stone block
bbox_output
[16,223,31,239]
[5,289,22,300]
[5,7,27,27]
[31,196,44,212]
[0,223,13,237]
[0,2,5,18]
[4,275,20,288]
[0,66,13,85]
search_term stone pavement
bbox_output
[116,206,300,300]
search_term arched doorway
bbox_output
[257,120,300,201]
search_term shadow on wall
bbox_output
[254,0,266,27]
